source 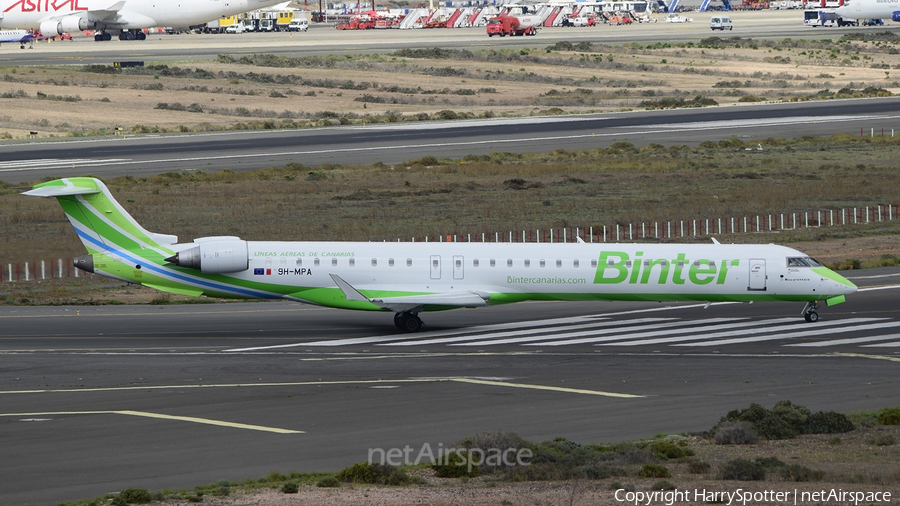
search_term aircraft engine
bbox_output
[39,20,64,36]
[60,15,90,32]
[893,11,900,21]
[165,238,249,274]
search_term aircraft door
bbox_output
[453,255,464,280]
[748,258,766,291]
[430,255,441,280]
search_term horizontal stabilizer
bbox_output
[330,274,488,312]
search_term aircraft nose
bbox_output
[831,270,857,295]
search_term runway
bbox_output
[3,98,900,180]
[1,268,898,504]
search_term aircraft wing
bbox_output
[330,274,488,312]
[87,2,127,22]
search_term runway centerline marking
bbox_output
[0,410,302,434]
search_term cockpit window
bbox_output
[787,257,822,267]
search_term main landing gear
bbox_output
[801,302,819,323]
[394,312,424,332]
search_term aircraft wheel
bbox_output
[394,312,403,330]
[397,313,423,332]
[104,33,112,41]
[137,32,147,40]
[804,311,819,323]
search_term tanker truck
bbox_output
[486,13,541,36]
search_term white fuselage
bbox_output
[0,0,284,31]
[835,0,900,19]
[153,240,853,305]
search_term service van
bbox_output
[710,16,733,30]
[287,18,309,31]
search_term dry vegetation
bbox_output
[2,33,900,137]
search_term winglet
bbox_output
[330,274,370,302]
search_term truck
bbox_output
[486,14,541,36]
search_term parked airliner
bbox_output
[835,0,899,21]
[0,28,35,47]
[25,178,857,332]
[0,0,285,41]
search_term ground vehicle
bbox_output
[486,14,540,36]
[803,9,838,26]
[259,18,275,31]
[570,16,590,26]
[665,12,692,22]
[242,18,259,32]
[864,18,884,25]
[287,18,308,31]
[609,13,634,24]
[224,24,245,34]
[710,15,733,29]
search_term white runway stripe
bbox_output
[383,318,675,347]
[235,315,606,350]
[593,317,797,347]
[0,158,132,172]
[506,318,733,347]
[861,340,900,347]
[785,333,900,348]
[673,319,896,347]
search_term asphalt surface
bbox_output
[1,268,898,505]
[2,10,900,504]
[2,97,900,181]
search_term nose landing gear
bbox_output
[801,302,819,322]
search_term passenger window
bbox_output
[389,258,395,267]
[406,258,412,267]
[574,259,579,268]
[473,259,479,267]
[490,259,496,267]
[314,258,320,266]
[371,258,377,267]
[296,258,302,266]
[332,258,337,266]
[349,258,355,267]
[507,259,513,267]
[591,259,597,268]
[539,259,545,267]
[524,259,531,267]
[556,259,562,268]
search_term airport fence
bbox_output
[1,259,91,283]
[398,205,899,243]
[3,204,897,282]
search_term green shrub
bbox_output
[433,450,479,478]
[281,482,299,493]
[714,421,759,444]
[687,459,711,474]
[316,476,340,488]
[877,407,900,425]
[719,458,765,481]
[779,464,826,482]
[652,480,677,490]
[804,411,854,434]
[115,487,152,504]
[639,463,670,478]
[649,441,693,459]
[335,462,418,485]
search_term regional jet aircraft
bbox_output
[25,178,857,332]
[0,0,285,41]
[0,28,35,47]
